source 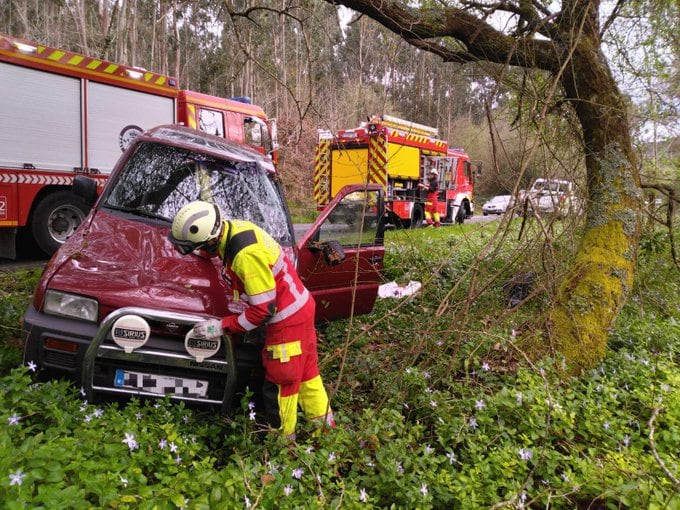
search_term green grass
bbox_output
[0,267,42,372]
[1,224,678,508]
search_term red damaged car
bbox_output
[22,125,385,411]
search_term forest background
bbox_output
[3,0,675,218]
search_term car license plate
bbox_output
[114,369,208,398]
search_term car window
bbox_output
[317,190,382,246]
[103,142,292,245]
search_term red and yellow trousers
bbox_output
[261,299,335,438]
[425,193,440,226]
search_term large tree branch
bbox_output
[326,0,559,70]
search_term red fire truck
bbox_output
[0,34,277,259]
[313,114,480,227]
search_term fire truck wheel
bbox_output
[31,191,90,255]
[410,205,424,229]
[455,205,466,224]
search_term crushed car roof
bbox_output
[141,125,276,174]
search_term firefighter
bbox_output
[168,201,335,440]
[418,168,441,227]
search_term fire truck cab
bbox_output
[0,34,277,259]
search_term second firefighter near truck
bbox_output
[169,201,336,440]
[418,168,441,227]
[314,114,481,228]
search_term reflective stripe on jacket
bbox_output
[217,220,310,334]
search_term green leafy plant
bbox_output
[0,268,41,373]
[1,225,678,508]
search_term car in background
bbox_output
[526,178,583,218]
[482,195,512,215]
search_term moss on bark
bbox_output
[550,220,636,373]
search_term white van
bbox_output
[527,178,583,218]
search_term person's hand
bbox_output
[192,319,223,339]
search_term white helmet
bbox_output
[429,169,438,177]
[169,201,222,254]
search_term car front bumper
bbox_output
[23,305,248,412]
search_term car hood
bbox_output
[37,209,229,319]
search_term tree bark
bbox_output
[549,0,641,372]
[327,0,642,373]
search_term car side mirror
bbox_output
[73,175,99,205]
[308,240,346,266]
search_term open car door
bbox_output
[296,184,385,322]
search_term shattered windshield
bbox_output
[103,142,292,245]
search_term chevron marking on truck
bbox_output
[368,133,387,188]
[27,42,171,87]
[314,138,331,205]
[403,133,447,151]
[1,173,73,185]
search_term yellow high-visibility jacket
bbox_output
[217,220,310,334]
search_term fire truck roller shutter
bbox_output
[87,83,174,173]
[330,149,369,198]
[0,63,81,171]
[386,144,420,180]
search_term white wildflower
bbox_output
[122,433,138,451]
[9,469,26,486]
[359,487,368,502]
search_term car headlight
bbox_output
[44,290,98,322]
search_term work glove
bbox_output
[191,319,223,340]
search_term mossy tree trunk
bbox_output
[549,1,641,372]
[328,0,642,372]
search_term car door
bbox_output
[296,184,385,322]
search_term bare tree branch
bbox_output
[648,407,680,490]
